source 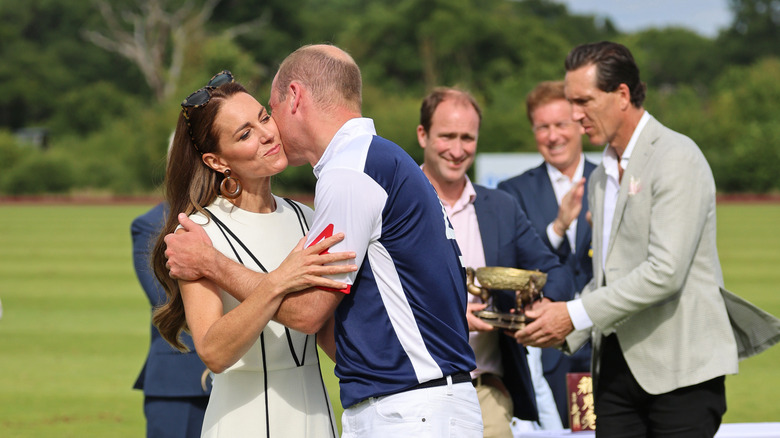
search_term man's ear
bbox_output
[416,125,428,149]
[289,82,302,114]
[617,83,632,111]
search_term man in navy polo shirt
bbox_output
[164,44,482,437]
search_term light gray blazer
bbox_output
[565,115,780,395]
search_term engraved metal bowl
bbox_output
[474,267,547,291]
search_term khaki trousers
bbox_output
[475,380,513,438]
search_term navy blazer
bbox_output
[497,160,596,293]
[132,202,211,398]
[472,185,574,421]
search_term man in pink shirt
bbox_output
[417,87,574,437]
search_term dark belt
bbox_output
[352,371,473,406]
[412,371,472,390]
[472,373,510,398]
[472,373,500,387]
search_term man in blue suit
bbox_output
[417,87,574,436]
[132,202,211,438]
[497,81,594,427]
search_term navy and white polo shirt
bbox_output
[305,118,475,408]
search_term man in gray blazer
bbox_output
[515,41,780,437]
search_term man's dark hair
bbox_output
[565,41,646,108]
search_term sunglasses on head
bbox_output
[181,70,234,153]
[181,70,235,109]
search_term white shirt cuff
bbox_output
[546,222,564,250]
[566,299,593,330]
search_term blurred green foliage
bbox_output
[0,0,777,195]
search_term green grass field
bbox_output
[0,203,778,436]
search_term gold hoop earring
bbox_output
[219,169,242,199]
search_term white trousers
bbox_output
[341,379,483,438]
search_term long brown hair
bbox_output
[151,81,249,351]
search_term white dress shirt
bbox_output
[567,111,651,330]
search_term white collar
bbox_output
[313,117,376,178]
[545,153,585,183]
[602,111,651,178]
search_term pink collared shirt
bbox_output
[441,179,486,272]
[431,173,503,379]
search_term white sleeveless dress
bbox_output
[190,196,337,438]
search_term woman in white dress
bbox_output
[151,71,351,437]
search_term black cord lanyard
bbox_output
[204,198,335,437]
[205,199,310,367]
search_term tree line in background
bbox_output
[0,0,777,195]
